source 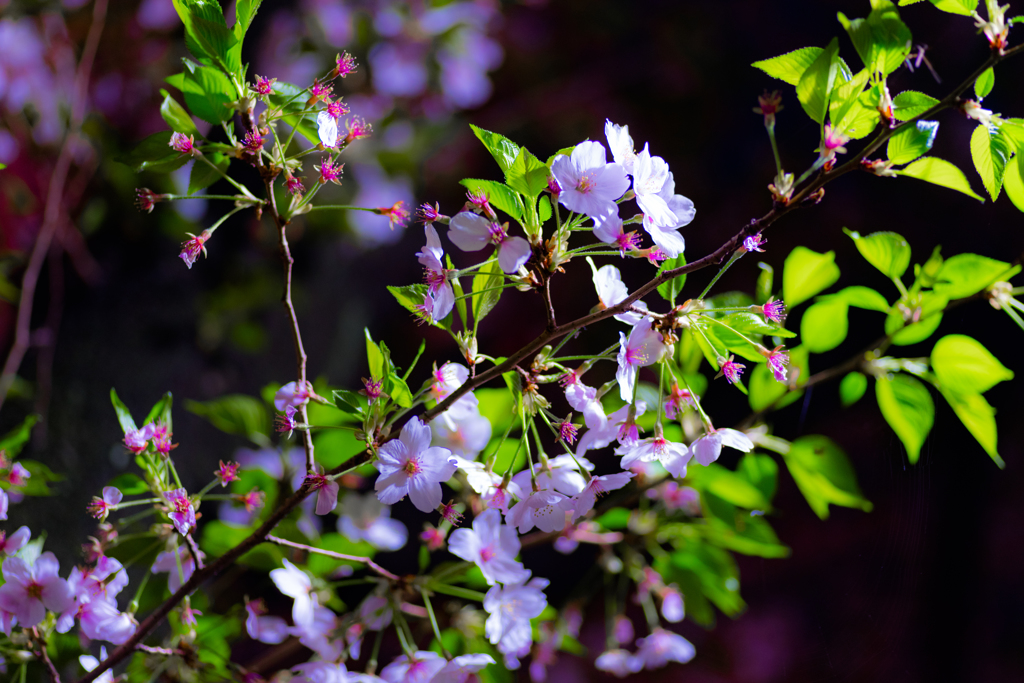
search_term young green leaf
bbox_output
[927,0,979,15]
[932,253,1014,299]
[142,392,174,430]
[505,147,549,198]
[800,297,849,352]
[891,91,940,121]
[835,285,890,311]
[838,1,912,76]
[0,415,39,459]
[1002,152,1024,212]
[720,311,795,338]
[657,255,687,305]
[472,258,504,325]
[755,263,774,304]
[887,120,939,164]
[931,334,1013,394]
[782,246,841,308]
[184,395,270,445]
[110,388,138,434]
[895,157,984,201]
[387,284,441,328]
[459,179,525,223]
[784,434,873,519]
[884,291,947,345]
[469,124,521,174]
[172,0,240,72]
[796,38,840,123]
[188,153,229,194]
[938,389,1003,467]
[117,132,190,174]
[839,371,869,407]
[182,62,236,125]
[751,47,824,85]
[970,123,1012,201]
[875,373,933,463]
[365,329,385,381]
[843,229,911,279]
[975,67,995,99]
[159,90,200,137]
[737,453,779,502]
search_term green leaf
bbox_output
[887,120,939,164]
[172,0,240,72]
[876,373,933,463]
[142,391,173,430]
[469,124,521,174]
[975,67,995,99]
[938,389,1003,467]
[785,435,873,518]
[332,389,365,415]
[188,153,229,194]
[840,371,869,406]
[229,0,262,68]
[931,334,1013,394]
[450,261,468,330]
[365,329,385,381]
[896,156,984,201]
[970,123,1012,201]
[107,473,149,495]
[796,38,840,123]
[892,91,940,121]
[266,81,308,115]
[782,246,841,308]
[1003,152,1024,212]
[184,395,270,446]
[472,258,504,325]
[387,284,440,328]
[110,388,138,434]
[688,463,770,509]
[388,375,413,409]
[159,89,199,137]
[843,229,911,279]
[117,132,190,174]
[748,345,810,412]
[933,253,1014,299]
[927,0,979,15]
[801,297,849,352]
[0,415,38,458]
[829,69,876,140]
[460,179,524,223]
[836,285,890,311]
[720,311,796,338]
[751,46,824,85]
[737,453,779,502]
[838,1,912,76]
[0,163,6,170]
[538,195,552,224]
[307,533,376,577]
[505,147,548,198]
[884,291,947,345]
[657,255,687,305]
[182,61,236,125]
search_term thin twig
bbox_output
[184,532,206,571]
[265,534,400,581]
[135,644,184,657]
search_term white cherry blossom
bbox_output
[448,508,530,586]
[375,417,458,512]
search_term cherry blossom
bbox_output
[592,262,647,325]
[718,355,746,384]
[634,628,696,669]
[168,132,195,155]
[595,649,643,677]
[0,552,74,629]
[289,604,342,661]
[663,384,694,420]
[317,109,339,148]
[179,230,211,269]
[337,492,408,551]
[616,318,667,401]
[617,435,690,477]
[79,646,114,683]
[254,74,276,95]
[743,233,766,253]
[512,454,591,497]
[604,119,638,174]
[430,407,492,459]
[447,211,531,273]
[380,651,446,683]
[275,380,314,411]
[292,661,349,683]
[632,145,677,228]
[87,487,122,521]
[374,417,458,512]
[79,597,137,644]
[614,614,635,645]
[765,346,790,382]
[416,224,455,322]
[270,559,319,628]
[550,141,630,218]
[316,156,344,185]
[506,488,575,534]
[163,488,196,535]
[448,508,530,586]
[214,460,240,487]
[7,463,29,487]
[305,468,340,515]
[0,527,29,556]
[334,51,358,78]
[484,578,549,662]
[575,402,647,456]
[0,490,7,521]
[561,371,605,429]
[641,172,695,258]
[431,653,496,683]
[151,546,203,593]
[358,594,393,630]
[760,297,787,323]
[571,471,634,521]
[593,210,642,256]
[245,599,289,644]
[689,428,754,466]
[660,586,684,622]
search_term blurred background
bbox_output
[1,0,1023,681]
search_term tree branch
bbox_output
[265,534,400,581]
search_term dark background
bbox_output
[2,1,1023,681]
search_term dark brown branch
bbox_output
[33,627,62,683]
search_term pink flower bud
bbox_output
[743,233,766,253]
[285,173,305,196]
[334,52,358,78]
[169,132,195,155]
[179,229,212,269]
[215,460,240,487]
[316,157,344,185]
[374,200,410,230]
[717,355,746,384]
[254,75,276,95]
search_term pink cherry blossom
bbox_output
[593,210,642,256]
[0,552,74,628]
[292,661,348,683]
[380,651,446,683]
[0,490,7,521]
[561,371,605,429]
[660,586,684,622]
[334,51,358,78]
[163,488,195,535]
[375,417,457,512]
[617,435,690,477]
[123,427,149,453]
[447,211,531,273]
[511,454,591,497]
[79,597,136,644]
[430,407,492,459]
[338,492,408,551]
[634,628,696,669]
[743,233,766,253]
[0,527,29,556]
[596,649,644,677]
[550,141,630,218]
[484,578,549,660]
[765,346,790,382]
[718,355,746,384]
[151,546,203,593]
[592,262,648,325]
[254,74,276,95]
[614,615,635,645]
[7,463,29,487]
[689,428,754,467]
[506,488,575,534]
[358,594,393,630]
[571,471,634,521]
[245,599,289,644]
[316,156,344,185]
[575,402,647,456]
[448,508,530,586]
[168,132,194,155]
[416,224,455,321]
[275,380,313,411]
[317,109,339,148]
[289,604,342,661]
[432,653,495,683]
[215,460,240,487]
[641,171,694,258]
[632,145,677,227]
[305,468,340,515]
[663,384,694,420]
[760,297,787,323]
[179,232,207,268]
[616,318,667,401]
[87,487,122,520]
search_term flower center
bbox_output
[625,346,648,366]
[480,545,497,562]
[404,457,422,475]
[174,498,191,513]
[27,581,43,600]
[576,174,595,194]
[487,223,507,245]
